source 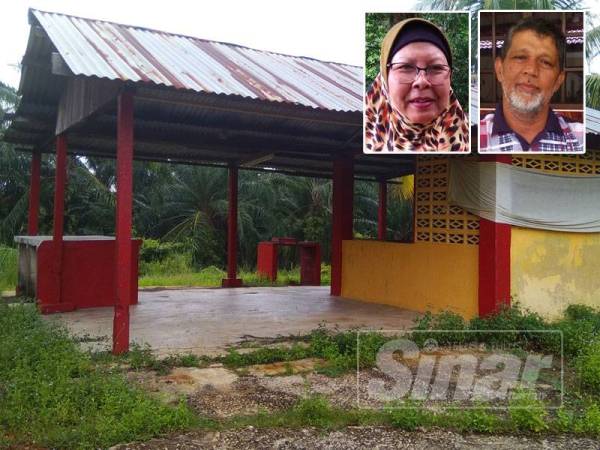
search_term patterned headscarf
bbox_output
[364,18,469,153]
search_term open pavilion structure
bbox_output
[5,9,600,354]
[4,9,414,353]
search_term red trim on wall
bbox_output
[378,180,387,240]
[27,152,41,235]
[478,155,512,316]
[330,155,354,296]
[112,91,134,355]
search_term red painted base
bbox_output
[221,278,243,288]
[299,242,321,286]
[32,238,141,314]
[257,242,277,281]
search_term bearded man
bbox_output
[480,17,584,153]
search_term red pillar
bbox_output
[330,155,354,296]
[378,180,387,240]
[478,155,512,316]
[222,164,242,287]
[44,134,70,312]
[113,91,134,355]
[27,151,41,235]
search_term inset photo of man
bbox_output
[479,11,585,153]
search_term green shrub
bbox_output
[0,304,196,448]
[553,407,574,432]
[575,339,600,393]
[139,253,192,276]
[221,344,311,368]
[469,305,551,349]
[387,401,432,431]
[573,402,600,435]
[444,405,500,433]
[508,389,548,433]
[0,245,17,292]
[412,310,467,346]
[320,264,331,285]
[564,304,600,323]
[308,326,387,376]
[292,396,337,428]
[557,319,598,358]
[140,239,187,263]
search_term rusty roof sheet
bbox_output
[30,9,362,113]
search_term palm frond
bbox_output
[586,74,600,109]
[390,175,415,202]
[586,25,600,63]
[0,192,28,242]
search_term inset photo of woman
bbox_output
[364,12,470,154]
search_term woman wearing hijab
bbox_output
[364,18,470,153]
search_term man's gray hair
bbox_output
[500,17,566,71]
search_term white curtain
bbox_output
[448,161,600,232]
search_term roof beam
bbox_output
[239,152,275,167]
[136,86,360,128]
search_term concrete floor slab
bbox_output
[46,286,419,355]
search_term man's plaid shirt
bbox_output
[479,104,584,153]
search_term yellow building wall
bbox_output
[511,227,600,320]
[510,150,600,320]
[341,240,479,319]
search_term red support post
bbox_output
[478,155,512,316]
[330,155,354,296]
[49,134,68,309]
[222,165,242,288]
[378,180,387,241]
[112,91,134,355]
[27,151,41,235]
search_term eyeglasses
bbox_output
[386,63,452,85]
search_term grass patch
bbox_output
[217,395,600,436]
[0,245,17,293]
[225,396,388,430]
[91,342,210,376]
[508,389,549,433]
[139,265,331,288]
[0,303,197,449]
[216,326,387,376]
[221,344,312,369]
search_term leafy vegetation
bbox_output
[0,303,196,449]
[0,245,17,292]
[508,389,549,433]
[5,301,600,447]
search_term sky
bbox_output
[1,0,598,89]
[0,0,420,89]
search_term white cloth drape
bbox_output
[448,161,600,232]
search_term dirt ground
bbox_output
[112,427,600,450]
[116,354,592,450]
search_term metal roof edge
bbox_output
[28,8,361,70]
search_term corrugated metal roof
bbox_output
[30,9,362,113]
[586,107,600,135]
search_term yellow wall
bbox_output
[511,227,600,320]
[341,240,479,319]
